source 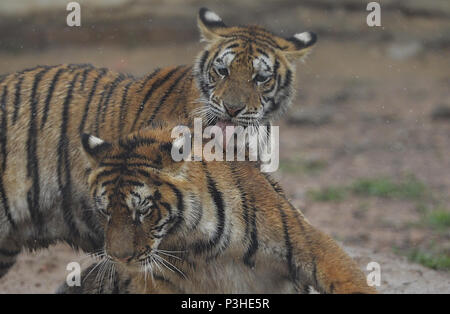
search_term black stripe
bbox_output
[262,172,285,196]
[206,167,226,249]
[121,277,132,294]
[0,247,20,257]
[312,259,319,289]
[282,69,292,90]
[165,182,184,233]
[100,178,119,188]
[192,163,226,255]
[329,283,335,293]
[80,200,103,246]
[40,67,65,130]
[144,67,191,127]
[228,163,253,262]
[0,86,14,228]
[266,69,291,115]
[119,136,156,151]
[277,204,298,283]
[0,74,8,85]
[0,175,15,229]
[26,67,51,233]
[198,51,209,73]
[222,33,282,50]
[0,261,14,269]
[118,81,133,135]
[131,67,181,131]
[79,66,95,90]
[273,59,280,75]
[137,68,161,93]
[58,72,82,240]
[93,85,108,136]
[0,86,8,170]
[153,274,178,290]
[243,194,258,268]
[226,43,240,50]
[12,75,24,124]
[96,74,126,136]
[78,69,108,134]
[262,60,279,96]
[256,48,269,58]
[197,50,213,97]
[122,180,144,187]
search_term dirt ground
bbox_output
[0,0,449,293]
[1,243,449,294]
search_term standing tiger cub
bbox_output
[0,8,316,277]
[58,126,376,294]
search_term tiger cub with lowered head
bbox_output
[0,8,316,277]
[58,126,376,294]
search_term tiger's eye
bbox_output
[140,207,151,216]
[254,74,270,84]
[216,67,228,77]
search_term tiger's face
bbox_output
[81,132,185,269]
[193,8,317,129]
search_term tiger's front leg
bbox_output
[265,204,377,294]
[57,261,179,294]
[0,236,21,278]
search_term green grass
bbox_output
[407,249,450,271]
[425,209,450,230]
[307,176,428,202]
[351,176,427,200]
[307,187,347,202]
[409,205,450,231]
[279,158,327,175]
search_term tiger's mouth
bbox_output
[213,118,235,134]
[192,99,262,130]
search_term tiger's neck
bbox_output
[162,161,240,254]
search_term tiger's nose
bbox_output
[224,103,245,117]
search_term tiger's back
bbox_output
[0,63,195,275]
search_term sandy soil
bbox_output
[1,243,448,293]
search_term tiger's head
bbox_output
[193,7,317,129]
[81,130,188,270]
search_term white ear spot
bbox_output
[88,135,104,149]
[204,10,222,22]
[294,32,312,45]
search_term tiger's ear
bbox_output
[283,32,317,61]
[81,133,112,166]
[197,7,226,42]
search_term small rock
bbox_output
[387,41,423,60]
[431,104,450,121]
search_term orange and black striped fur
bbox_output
[0,8,316,277]
[58,126,376,294]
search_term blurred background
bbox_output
[0,0,449,293]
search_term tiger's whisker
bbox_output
[153,254,187,279]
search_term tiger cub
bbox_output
[0,8,316,277]
[58,126,376,294]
